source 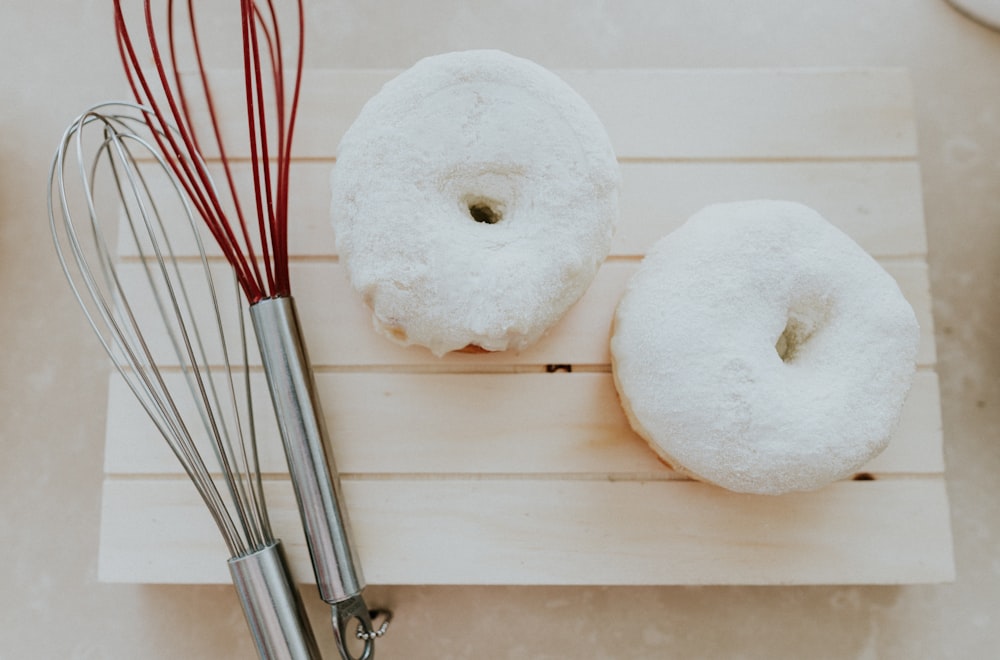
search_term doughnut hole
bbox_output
[463,194,505,224]
[775,296,831,363]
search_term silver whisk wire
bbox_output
[49,101,320,659]
[51,104,262,555]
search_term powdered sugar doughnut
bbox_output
[330,50,620,356]
[611,200,920,495]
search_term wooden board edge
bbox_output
[98,476,955,586]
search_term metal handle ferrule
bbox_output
[250,296,366,604]
[228,540,322,660]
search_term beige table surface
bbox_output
[2,1,998,658]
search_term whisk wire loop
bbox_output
[50,104,272,558]
[114,0,304,303]
[110,118,266,555]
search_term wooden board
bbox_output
[98,68,954,585]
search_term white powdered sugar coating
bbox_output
[611,200,920,495]
[330,49,620,356]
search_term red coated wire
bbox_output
[112,0,303,303]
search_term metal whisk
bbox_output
[48,102,321,660]
[112,4,386,657]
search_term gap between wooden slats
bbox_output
[111,259,937,369]
[98,478,954,585]
[118,160,927,260]
[182,68,917,160]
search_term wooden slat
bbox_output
[295,260,936,367]
[119,160,927,260]
[189,68,917,160]
[614,161,927,257]
[114,258,937,368]
[883,261,938,366]
[99,478,955,585]
[559,69,917,160]
[105,370,943,477]
[294,259,938,367]
[864,370,944,473]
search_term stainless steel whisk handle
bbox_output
[229,541,322,660]
[250,296,365,602]
[251,296,377,659]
